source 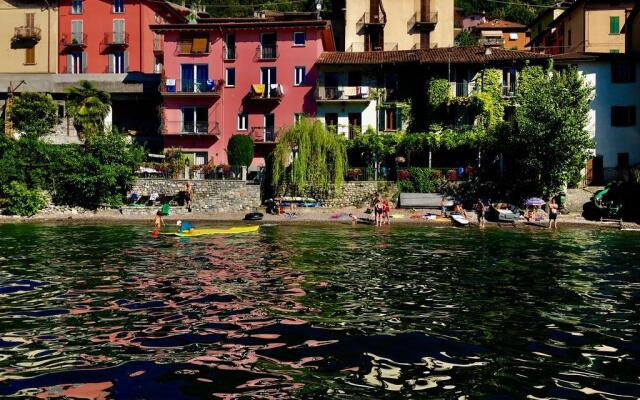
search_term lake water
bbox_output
[0,223,639,399]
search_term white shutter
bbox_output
[124,51,129,72]
[67,54,73,73]
[108,54,114,73]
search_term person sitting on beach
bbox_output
[454,203,468,219]
[177,220,194,233]
[153,211,165,229]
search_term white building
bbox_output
[557,53,640,183]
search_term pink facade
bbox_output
[58,0,185,74]
[155,20,334,167]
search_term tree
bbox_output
[499,64,593,198]
[455,30,478,47]
[227,134,255,167]
[272,118,347,197]
[11,92,59,138]
[65,80,111,136]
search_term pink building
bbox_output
[152,16,335,168]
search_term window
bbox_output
[237,113,248,131]
[71,20,83,43]
[182,107,208,134]
[325,113,338,127]
[225,68,235,87]
[610,16,620,35]
[612,63,636,83]
[293,31,306,46]
[224,33,236,60]
[67,52,84,74]
[294,113,304,124]
[260,33,277,59]
[611,106,636,127]
[509,33,518,41]
[181,64,208,92]
[71,0,82,14]
[110,51,127,73]
[385,108,397,131]
[57,104,65,119]
[294,66,306,86]
[618,153,630,169]
[178,34,209,54]
[113,19,125,44]
[260,67,277,97]
[113,0,124,13]
[25,47,35,65]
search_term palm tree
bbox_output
[65,80,111,136]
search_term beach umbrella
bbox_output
[525,197,546,206]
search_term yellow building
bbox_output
[343,0,453,51]
[551,0,635,54]
[0,0,58,73]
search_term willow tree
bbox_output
[272,119,347,197]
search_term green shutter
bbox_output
[610,16,620,35]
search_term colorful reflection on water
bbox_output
[0,223,639,398]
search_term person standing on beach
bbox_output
[374,197,385,227]
[548,198,559,229]
[476,199,486,228]
[440,196,447,217]
[184,182,193,212]
[383,198,391,225]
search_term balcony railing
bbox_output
[315,86,371,102]
[347,42,398,52]
[257,44,278,60]
[250,84,284,101]
[250,126,277,143]
[13,26,42,43]
[160,79,223,97]
[224,44,236,60]
[407,12,438,31]
[450,82,477,98]
[103,32,129,47]
[356,11,386,32]
[61,33,88,48]
[502,84,516,98]
[478,36,504,47]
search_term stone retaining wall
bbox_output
[130,179,261,213]
[319,181,398,208]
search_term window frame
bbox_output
[181,106,209,134]
[225,67,236,87]
[237,113,248,131]
[293,31,306,47]
[611,62,636,83]
[294,66,306,86]
[385,108,397,131]
[611,106,637,127]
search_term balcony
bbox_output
[449,82,477,98]
[315,86,371,103]
[175,37,209,55]
[356,12,386,33]
[407,12,438,32]
[171,121,220,136]
[160,78,223,98]
[249,84,283,102]
[250,126,277,143]
[103,32,129,48]
[478,36,504,47]
[61,33,88,49]
[257,44,278,60]
[347,42,398,52]
[224,45,236,61]
[12,26,42,45]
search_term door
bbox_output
[181,64,194,92]
[261,33,277,58]
[181,64,208,92]
[196,65,208,92]
[182,107,195,133]
[264,113,275,141]
[260,67,277,97]
[348,113,361,139]
[195,107,208,133]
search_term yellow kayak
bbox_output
[158,225,260,237]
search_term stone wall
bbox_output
[319,181,398,208]
[131,178,261,213]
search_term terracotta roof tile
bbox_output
[317,46,550,65]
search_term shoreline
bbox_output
[0,207,636,231]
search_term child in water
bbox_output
[177,220,194,233]
[153,211,165,229]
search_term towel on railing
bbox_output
[276,84,284,96]
[207,80,215,91]
[358,86,370,96]
[343,86,357,97]
[252,84,265,95]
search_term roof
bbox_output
[317,46,550,65]
[553,51,640,63]
[150,19,331,32]
[474,19,527,31]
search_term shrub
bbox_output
[12,92,59,138]
[227,135,254,167]
[2,181,47,216]
[396,167,446,193]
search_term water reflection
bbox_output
[0,224,639,398]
